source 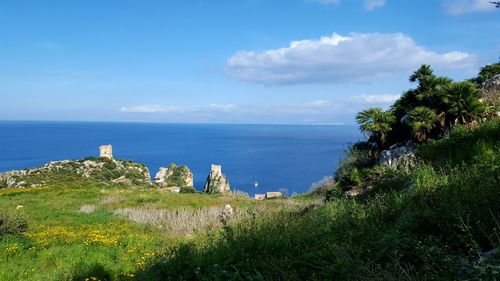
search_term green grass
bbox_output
[0,180,303,281]
[134,118,500,281]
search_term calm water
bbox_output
[0,121,361,195]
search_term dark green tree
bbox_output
[474,62,500,85]
[442,81,485,125]
[407,106,437,142]
[356,108,395,148]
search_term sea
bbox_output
[0,121,361,196]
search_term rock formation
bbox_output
[483,74,500,92]
[203,164,231,193]
[254,194,266,200]
[0,158,151,188]
[254,192,284,200]
[153,164,194,192]
[219,204,234,224]
[379,142,416,171]
[266,192,283,199]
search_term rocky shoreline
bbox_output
[0,145,284,199]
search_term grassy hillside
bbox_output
[0,181,314,281]
[132,119,500,281]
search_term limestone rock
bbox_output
[112,175,132,185]
[254,194,266,200]
[483,74,500,92]
[153,164,194,191]
[203,164,231,193]
[219,204,234,224]
[266,192,283,199]
[154,167,174,185]
[379,142,416,170]
[0,157,151,188]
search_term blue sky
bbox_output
[1,0,499,124]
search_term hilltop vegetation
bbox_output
[0,157,151,189]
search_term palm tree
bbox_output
[407,106,437,142]
[356,108,395,148]
[442,82,485,125]
[409,64,434,83]
[409,65,453,109]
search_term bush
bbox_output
[179,186,197,193]
[0,211,28,236]
[417,118,500,167]
[335,142,376,190]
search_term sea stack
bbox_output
[203,164,231,193]
[153,163,194,192]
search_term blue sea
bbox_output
[0,121,361,195]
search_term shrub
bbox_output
[309,176,338,197]
[417,118,500,167]
[179,186,197,193]
[335,143,376,191]
[0,210,28,236]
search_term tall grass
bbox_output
[134,119,500,281]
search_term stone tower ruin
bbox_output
[99,145,113,159]
[211,164,222,175]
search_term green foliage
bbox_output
[474,62,500,85]
[0,210,28,236]
[384,64,488,146]
[407,106,437,142]
[136,119,500,281]
[417,118,500,167]
[0,182,274,280]
[166,165,192,188]
[335,143,375,190]
[356,108,395,147]
[442,81,485,125]
[409,65,453,108]
[179,186,196,193]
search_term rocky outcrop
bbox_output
[254,192,283,200]
[483,74,500,92]
[219,204,234,224]
[379,142,416,170]
[266,192,283,199]
[203,164,231,193]
[254,194,266,200]
[153,164,194,192]
[0,158,151,188]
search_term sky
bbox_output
[1,0,499,124]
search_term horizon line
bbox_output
[0,119,354,126]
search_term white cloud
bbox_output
[306,100,332,108]
[226,32,476,85]
[120,104,238,114]
[118,101,390,124]
[119,104,182,113]
[364,0,386,10]
[349,94,400,104]
[444,0,496,15]
[207,104,238,111]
